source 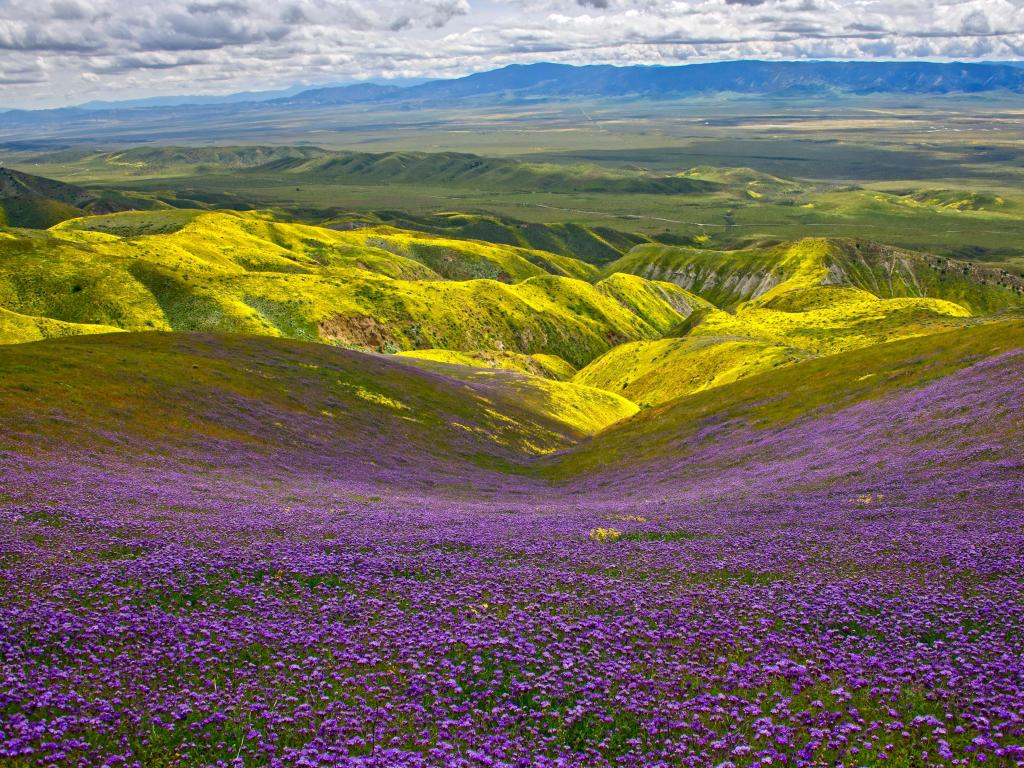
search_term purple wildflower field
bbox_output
[2,335,1024,767]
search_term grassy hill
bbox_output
[549,319,1024,490]
[0,167,156,228]
[575,238,1021,405]
[3,211,1020,408]
[79,146,723,196]
[19,146,726,198]
[0,210,699,367]
[396,349,577,380]
[5,318,1020,486]
[0,332,633,483]
[574,335,811,406]
[328,211,657,266]
[604,238,1024,312]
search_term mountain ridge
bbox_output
[5,60,1024,123]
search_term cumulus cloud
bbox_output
[0,0,1022,107]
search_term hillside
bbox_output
[603,238,1024,313]
[572,238,1023,405]
[0,333,634,483]
[329,211,655,266]
[0,167,151,228]
[3,318,1020,485]
[0,210,699,366]
[551,319,1024,492]
[3,322,1023,768]
[3,211,1020,410]
[57,146,722,197]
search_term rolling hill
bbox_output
[0,210,701,367]
[29,146,723,197]
[3,317,1020,490]
[0,333,633,484]
[572,237,1023,405]
[550,318,1024,496]
[3,206,1022,411]
[328,211,657,266]
[603,238,1024,313]
[0,168,152,228]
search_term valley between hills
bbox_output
[2,116,1024,766]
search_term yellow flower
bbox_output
[589,527,622,543]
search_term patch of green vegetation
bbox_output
[620,530,706,542]
[0,194,85,229]
[332,211,655,266]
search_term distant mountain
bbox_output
[75,80,424,110]
[77,86,313,110]
[270,82,403,106]
[388,61,1024,102]
[0,167,151,227]
[7,60,1024,118]
[3,60,1024,143]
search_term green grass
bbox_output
[334,211,654,266]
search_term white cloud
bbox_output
[0,0,1022,107]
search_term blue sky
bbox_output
[1,0,1022,108]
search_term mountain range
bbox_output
[3,60,1024,139]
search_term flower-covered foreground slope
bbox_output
[0,331,636,477]
[2,322,1024,767]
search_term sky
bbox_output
[1,0,1023,109]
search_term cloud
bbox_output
[0,0,1022,107]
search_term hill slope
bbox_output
[0,211,699,367]
[551,319,1024,498]
[0,332,633,481]
[0,168,151,228]
[577,238,1021,405]
[604,238,1024,313]
[72,146,720,197]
